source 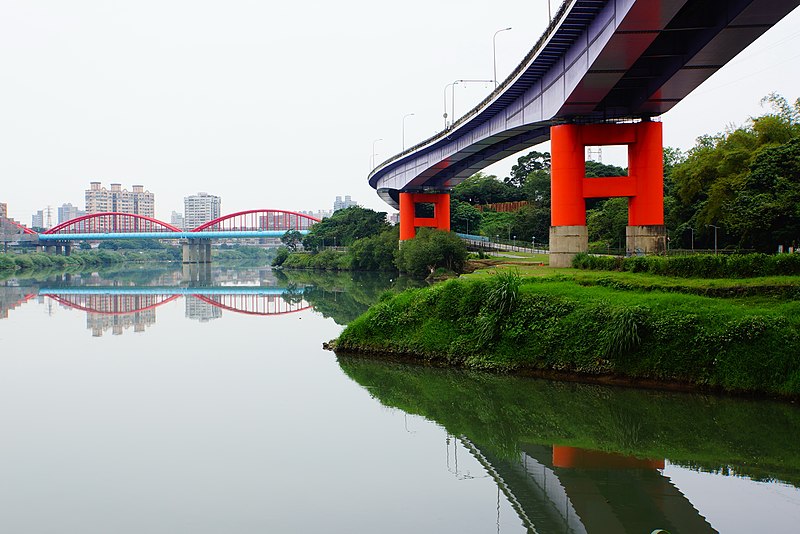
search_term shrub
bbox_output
[572,252,800,278]
[395,229,468,277]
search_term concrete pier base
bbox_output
[549,225,588,268]
[626,225,667,256]
[182,240,212,264]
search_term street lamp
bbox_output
[532,236,536,252]
[370,138,383,169]
[687,226,695,253]
[402,113,415,151]
[513,234,516,251]
[445,79,495,129]
[492,27,512,89]
[706,224,719,254]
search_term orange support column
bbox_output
[549,124,589,267]
[399,192,416,240]
[398,192,451,241]
[550,124,587,226]
[627,121,664,226]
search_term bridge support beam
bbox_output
[549,121,665,267]
[399,192,450,240]
[182,239,212,264]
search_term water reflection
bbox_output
[338,356,800,533]
[0,266,424,331]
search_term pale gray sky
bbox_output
[2,1,800,223]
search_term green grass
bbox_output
[335,270,800,397]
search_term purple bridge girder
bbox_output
[369,0,800,208]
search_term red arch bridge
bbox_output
[32,210,320,263]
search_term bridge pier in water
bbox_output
[182,239,212,264]
[549,121,666,268]
[398,192,450,240]
[42,243,72,256]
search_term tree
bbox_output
[505,151,550,187]
[302,206,390,251]
[280,230,303,251]
[394,229,468,277]
[450,199,482,234]
[350,227,399,271]
[452,172,523,205]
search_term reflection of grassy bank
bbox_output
[338,356,800,486]
[335,273,800,396]
[277,270,423,325]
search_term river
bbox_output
[1,264,799,533]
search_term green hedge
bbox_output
[572,252,800,278]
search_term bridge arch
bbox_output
[190,209,321,233]
[192,294,312,316]
[45,213,181,235]
[46,293,181,314]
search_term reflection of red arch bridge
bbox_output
[40,287,312,321]
[33,210,320,262]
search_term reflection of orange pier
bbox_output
[465,440,714,533]
[553,445,664,470]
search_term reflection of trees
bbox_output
[337,356,800,487]
[278,271,425,326]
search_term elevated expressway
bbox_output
[368,0,800,264]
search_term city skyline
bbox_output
[2,1,800,223]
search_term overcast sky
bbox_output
[2,1,800,223]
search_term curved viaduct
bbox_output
[369,0,800,264]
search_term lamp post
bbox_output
[443,82,455,128]
[402,113,415,151]
[371,138,383,169]
[687,226,695,253]
[706,224,719,254]
[492,27,512,90]
[513,235,516,251]
[445,79,495,129]
[532,236,536,252]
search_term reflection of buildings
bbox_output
[50,294,168,336]
[185,296,222,322]
[87,308,156,336]
[464,440,715,534]
[0,284,35,319]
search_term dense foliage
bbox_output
[394,228,468,277]
[572,252,800,278]
[301,206,390,251]
[277,227,467,278]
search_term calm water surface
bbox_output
[1,265,799,533]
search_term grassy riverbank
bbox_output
[334,263,800,397]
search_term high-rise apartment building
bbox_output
[0,203,7,219]
[58,203,85,224]
[170,211,185,230]
[333,195,357,211]
[184,192,221,229]
[31,210,45,229]
[85,182,155,217]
